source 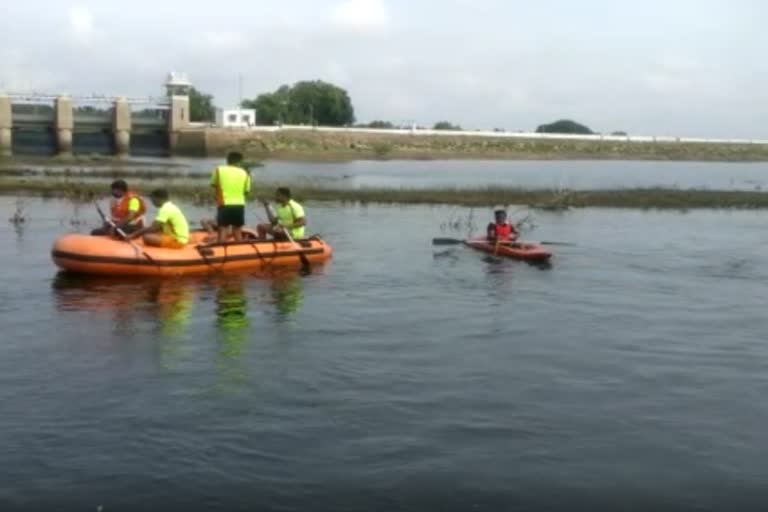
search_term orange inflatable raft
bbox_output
[52,231,333,276]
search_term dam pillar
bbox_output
[113,97,131,158]
[0,95,11,157]
[168,95,190,153]
[55,96,74,157]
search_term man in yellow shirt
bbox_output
[127,189,190,249]
[210,151,251,243]
[257,187,306,240]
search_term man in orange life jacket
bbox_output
[91,180,147,236]
[486,210,518,242]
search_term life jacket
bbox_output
[111,192,147,227]
[493,222,515,241]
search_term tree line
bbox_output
[189,82,624,135]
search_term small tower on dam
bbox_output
[166,72,191,152]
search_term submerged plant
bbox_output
[9,199,25,224]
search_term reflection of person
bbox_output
[127,189,190,249]
[154,281,195,339]
[91,180,147,236]
[210,151,251,243]
[272,277,304,317]
[257,188,306,241]
[216,281,250,354]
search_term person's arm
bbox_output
[286,203,306,229]
[126,221,163,240]
[261,200,277,224]
[116,198,142,230]
[486,223,496,240]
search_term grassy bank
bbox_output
[2,178,768,209]
[193,129,768,162]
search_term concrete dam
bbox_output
[0,74,191,158]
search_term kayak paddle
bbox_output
[432,237,575,247]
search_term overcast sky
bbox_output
[1,0,766,137]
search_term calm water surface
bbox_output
[175,158,768,191]
[1,196,768,510]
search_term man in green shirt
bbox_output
[210,151,251,243]
[127,189,190,249]
[257,187,306,240]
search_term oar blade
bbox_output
[432,238,464,245]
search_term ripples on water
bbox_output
[1,197,768,511]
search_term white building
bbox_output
[216,108,256,128]
[165,71,192,97]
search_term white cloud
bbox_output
[68,6,94,44]
[331,0,390,33]
[202,31,248,50]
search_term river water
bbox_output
[2,162,768,510]
[174,158,768,191]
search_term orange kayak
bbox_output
[464,237,552,262]
[52,231,333,276]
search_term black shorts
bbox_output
[217,205,246,227]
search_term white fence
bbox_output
[224,124,768,145]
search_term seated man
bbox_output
[127,189,189,249]
[91,179,147,236]
[486,209,518,242]
[257,187,306,241]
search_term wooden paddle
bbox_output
[261,201,311,275]
[94,201,157,265]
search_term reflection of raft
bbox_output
[52,231,333,276]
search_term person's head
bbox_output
[111,179,128,199]
[275,187,291,205]
[150,188,170,207]
[227,151,244,166]
[494,209,508,224]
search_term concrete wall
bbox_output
[168,95,190,152]
[54,96,74,156]
[113,97,131,157]
[235,124,768,146]
[0,95,11,157]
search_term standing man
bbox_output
[257,187,306,241]
[127,189,189,249]
[91,180,147,236]
[210,151,251,243]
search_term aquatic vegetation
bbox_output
[8,199,25,224]
[2,177,768,209]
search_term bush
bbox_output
[536,119,593,135]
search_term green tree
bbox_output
[433,121,462,131]
[366,120,395,129]
[242,81,355,126]
[536,119,593,135]
[189,87,216,123]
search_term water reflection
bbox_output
[51,270,307,377]
[270,276,304,320]
[213,280,250,391]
